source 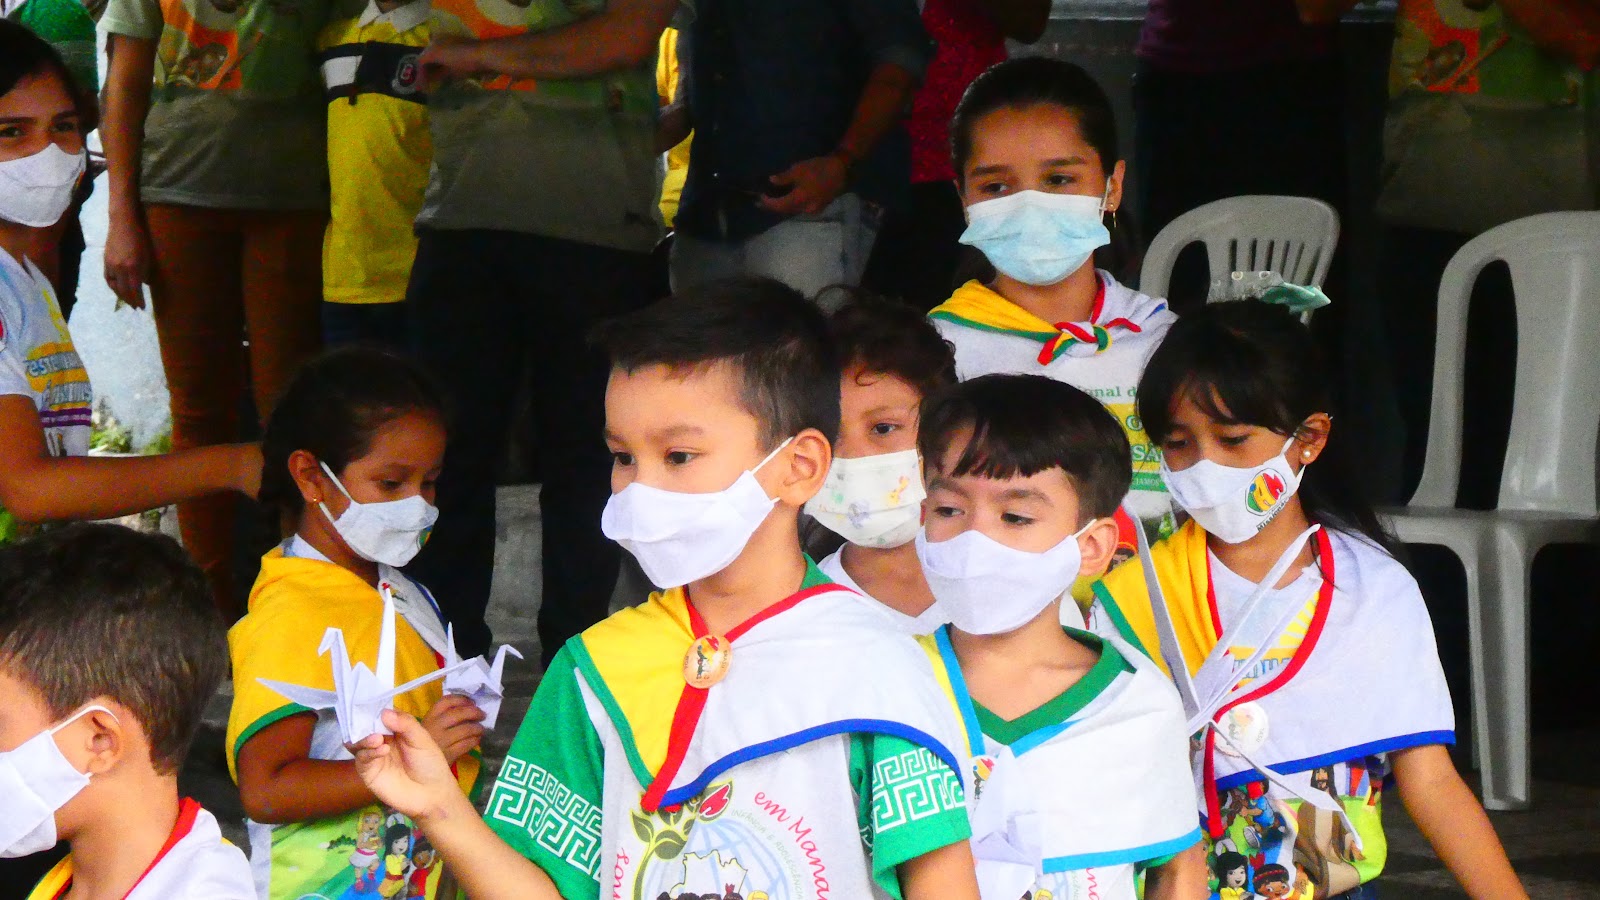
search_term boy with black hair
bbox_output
[350,276,979,900]
[0,524,253,898]
[913,374,1205,899]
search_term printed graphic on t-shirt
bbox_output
[1390,0,1584,102]
[1206,760,1386,900]
[270,803,448,899]
[608,748,962,900]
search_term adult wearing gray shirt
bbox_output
[401,0,678,661]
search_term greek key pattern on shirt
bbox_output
[486,757,603,880]
[870,746,965,833]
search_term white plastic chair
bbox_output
[1381,211,1600,811]
[1139,196,1340,300]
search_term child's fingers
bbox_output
[428,699,487,730]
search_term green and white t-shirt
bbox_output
[484,573,972,900]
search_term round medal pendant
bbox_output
[1217,701,1270,757]
[683,634,732,689]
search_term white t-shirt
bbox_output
[818,548,947,635]
[0,246,90,460]
[930,273,1175,525]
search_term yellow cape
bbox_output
[225,549,479,794]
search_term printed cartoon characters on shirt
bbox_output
[379,821,414,898]
[406,837,438,898]
[1293,767,1365,894]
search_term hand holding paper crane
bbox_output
[259,584,520,744]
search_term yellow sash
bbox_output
[1091,520,1219,677]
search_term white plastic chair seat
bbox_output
[1380,211,1600,811]
[1139,195,1340,301]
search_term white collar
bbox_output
[358,0,430,34]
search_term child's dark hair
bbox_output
[1212,850,1248,880]
[0,524,227,775]
[949,56,1137,282]
[592,276,841,446]
[0,20,87,120]
[919,374,1131,522]
[1138,301,1394,553]
[261,347,448,516]
[828,291,956,400]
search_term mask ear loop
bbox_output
[751,436,796,474]
[48,704,119,736]
[317,461,360,526]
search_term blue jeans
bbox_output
[1331,885,1379,900]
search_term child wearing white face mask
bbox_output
[0,23,259,567]
[225,348,487,900]
[928,57,1178,561]
[343,278,980,900]
[0,524,253,898]
[914,373,1205,899]
[803,295,958,634]
[1090,301,1525,900]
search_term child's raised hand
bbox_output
[349,708,470,824]
[421,693,487,764]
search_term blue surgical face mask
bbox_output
[959,184,1111,287]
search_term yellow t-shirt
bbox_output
[318,0,432,304]
[227,547,476,899]
[656,27,692,228]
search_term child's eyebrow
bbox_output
[998,486,1051,505]
[1043,156,1088,167]
[967,163,1011,178]
[925,475,967,495]
[861,403,912,418]
[652,424,707,441]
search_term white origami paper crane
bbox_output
[258,584,479,744]
[441,623,522,730]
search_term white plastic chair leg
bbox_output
[1472,527,1533,810]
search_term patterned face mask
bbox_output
[804,449,926,549]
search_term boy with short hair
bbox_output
[351,277,979,900]
[913,374,1205,899]
[0,524,253,898]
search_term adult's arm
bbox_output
[0,396,259,523]
[980,0,1051,44]
[419,0,678,85]
[761,0,930,215]
[99,33,155,308]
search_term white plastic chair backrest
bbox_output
[1140,196,1340,300]
[1410,212,1600,516]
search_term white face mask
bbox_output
[601,438,792,589]
[1160,435,1305,545]
[804,449,926,549]
[0,143,85,228]
[915,520,1096,635]
[319,462,439,567]
[0,704,115,858]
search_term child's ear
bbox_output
[75,702,128,777]
[775,428,833,508]
[1105,159,1127,214]
[1077,516,1123,580]
[1293,412,1333,468]
[287,449,329,510]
